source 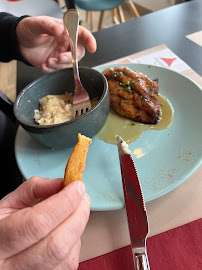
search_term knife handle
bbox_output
[134,251,150,270]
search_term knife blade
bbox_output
[116,135,150,270]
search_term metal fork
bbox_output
[63,9,91,119]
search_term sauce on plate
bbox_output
[98,94,174,144]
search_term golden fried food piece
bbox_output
[64,133,92,186]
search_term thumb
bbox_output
[25,16,64,37]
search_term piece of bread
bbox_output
[64,133,92,186]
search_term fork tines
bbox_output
[72,100,92,118]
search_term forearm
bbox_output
[0,12,29,63]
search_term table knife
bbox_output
[116,135,150,270]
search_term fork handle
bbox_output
[63,10,81,88]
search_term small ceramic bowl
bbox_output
[14,67,109,149]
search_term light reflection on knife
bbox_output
[116,135,150,270]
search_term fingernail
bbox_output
[84,193,91,204]
[42,65,50,73]
[61,55,69,62]
[49,60,57,67]
[77,181,85,195]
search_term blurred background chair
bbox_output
[71,0,140,31]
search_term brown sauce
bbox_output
[97,94,174,144]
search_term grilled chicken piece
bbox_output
[102,66,160,124]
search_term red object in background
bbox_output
[7,0,22,2]
[161,57,176,67]
[79,218,202,270]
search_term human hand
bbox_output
[16,16,97,73]
[0,177,90,270]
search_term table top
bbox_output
[3,0,202,266]
[81,0,202,75]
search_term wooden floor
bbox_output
[59,0,151,32]
[0,61,17,102]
